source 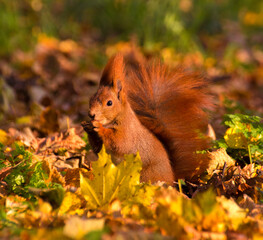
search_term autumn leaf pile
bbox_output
[1,120,263,239]
[0,28,263,239]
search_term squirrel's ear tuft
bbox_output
[100,53,125,86]
[112,53,125,80]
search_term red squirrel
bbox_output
[82,53,213,184]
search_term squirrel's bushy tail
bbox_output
[125,57,213,179]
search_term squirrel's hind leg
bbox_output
[140,158,174,185]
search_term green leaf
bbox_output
[28,187,65,209]
[194,188,217,215]
[218,114,263,162]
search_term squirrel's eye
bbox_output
[107,100,112,106]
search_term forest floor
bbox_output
[0,35,263,239]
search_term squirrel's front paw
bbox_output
[92,121,103,132]
[81,120,94,133]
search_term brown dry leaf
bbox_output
[8,127,39,149]
[238,181,252,193]
[240,164,257,178]
[37,132,64,152]
[38,107,60,134]
[53,158,79,170]
[207,163,263,200]
[41,159,65,186]
[60,128,86,150]
[207,148,235,175]
[36,128,85,154]
[41,158,52,175]
[222,179,239,195]
[15,207,63,229]
[49,167,66,187]
[25,128,87,177]
[63,216,104,239]
[238,194,263,217]
[65,168,81,188]
[65,168,92,188]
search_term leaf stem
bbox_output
[178,179,182,194]
[248,144,252,164]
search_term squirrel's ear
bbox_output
[100,53,125,86]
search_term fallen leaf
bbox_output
[80,146,142,210]
[38,107,60,134]
[207,148,235,175]
[65,168,92,188]
[58,191,85,215]
[63,216,104,239]
[0,129,8,145]
[29,187,65,209]
[224,128,248,149]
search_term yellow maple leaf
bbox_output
[80,145,142,210]
[58,192,84,215]
[217,196,247,231]
[224,127,248,149]
[0,129,8,145]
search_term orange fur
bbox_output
[85,53,212,183]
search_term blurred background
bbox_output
[1,0,263,55]
[0,0,263,136]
